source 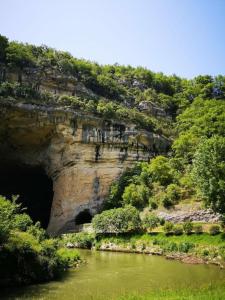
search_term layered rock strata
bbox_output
[0,102,169,234]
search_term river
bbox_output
[2,249,225,300]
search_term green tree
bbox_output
[0,34,8,63]
[192,136,225,213]
[122,183,150,209]
[148,156,174,186]
[92,206,140,234]
[6,42,36,82]
[104,164,142,209]
[142,214,159,232]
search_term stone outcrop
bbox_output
[0,101,169,235]
[157,209,222,223]
[138,101,167,118]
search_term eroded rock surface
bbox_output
[0,102,169,234]
[157,209,221,223]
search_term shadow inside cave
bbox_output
[0,162,53,229]
[75,209,93,225]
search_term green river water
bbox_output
[2,250,225,300]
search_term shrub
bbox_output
[161,194,174,208]
[58,95,84,109]
[104,164,142,209]
[165,241,178,252]
[13,213,33,231]
[173,225,183,235]
[149,200,158,210]
[159,217,165,226]
[178,242,194,253]
[163,221,174,234]
[92,205,141,234]
[193,224,203,234]
[183,221,193,234]
[122,183,150,209]
[202,249,210,256]
[0,195,81,286]
[148,156,174,186]
[209,225,220,235]
[220,215,225,232]
[56,248,80,267]
[165,184,181,202]
[63,232,94,249]
[27,222,46,242]
[0,231,80,286]
[142,214,159,232]
[0,196,18,244]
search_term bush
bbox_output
[165,241,178,252]
[209,225,220,235]
[122,183,150,209]
[148,156,174,186]
[163,221,174,234]
[220,215,225,232]
[183,221,193,234]
[104,164,142,209]
[63,232,94,249]
[0,195,79,286]
[0,196,19,244]
[161,194,174,208]
[159,217,165,226]
[142,214,159,232]
[56,248,80,267]
[165,184,181,203]
[92,205,141,234]
[27,222,46,242]
[193,224,203,234]
[13,213,33,231]
[173,225,183,235]
[178,242,194,253]
[149,200,158,210]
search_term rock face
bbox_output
[157,209,221,223]
[0,101,169,235]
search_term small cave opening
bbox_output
[0,162,53,229]
[75,209,93,225]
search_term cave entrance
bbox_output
[0,162,53,229]
[75,209,93,225]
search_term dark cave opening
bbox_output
[0,163,53,229]
[75,209,93,225]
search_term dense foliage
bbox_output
[1,34,225,137]
[104,99,225,213]
[92,206,141,234]
[192,136,225,213]
[0,196,80,286]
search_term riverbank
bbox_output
[2,249,225,300]
[63,232,225,268]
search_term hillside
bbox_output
[0,34,225,222]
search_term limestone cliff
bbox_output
[0,101,169,234]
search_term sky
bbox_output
[0,0,225,78]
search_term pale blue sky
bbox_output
[0,0,225,78]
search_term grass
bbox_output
[96,232,225,262]
[149,223,222,233]
[99,232,225,247]
[116,285,225,300]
